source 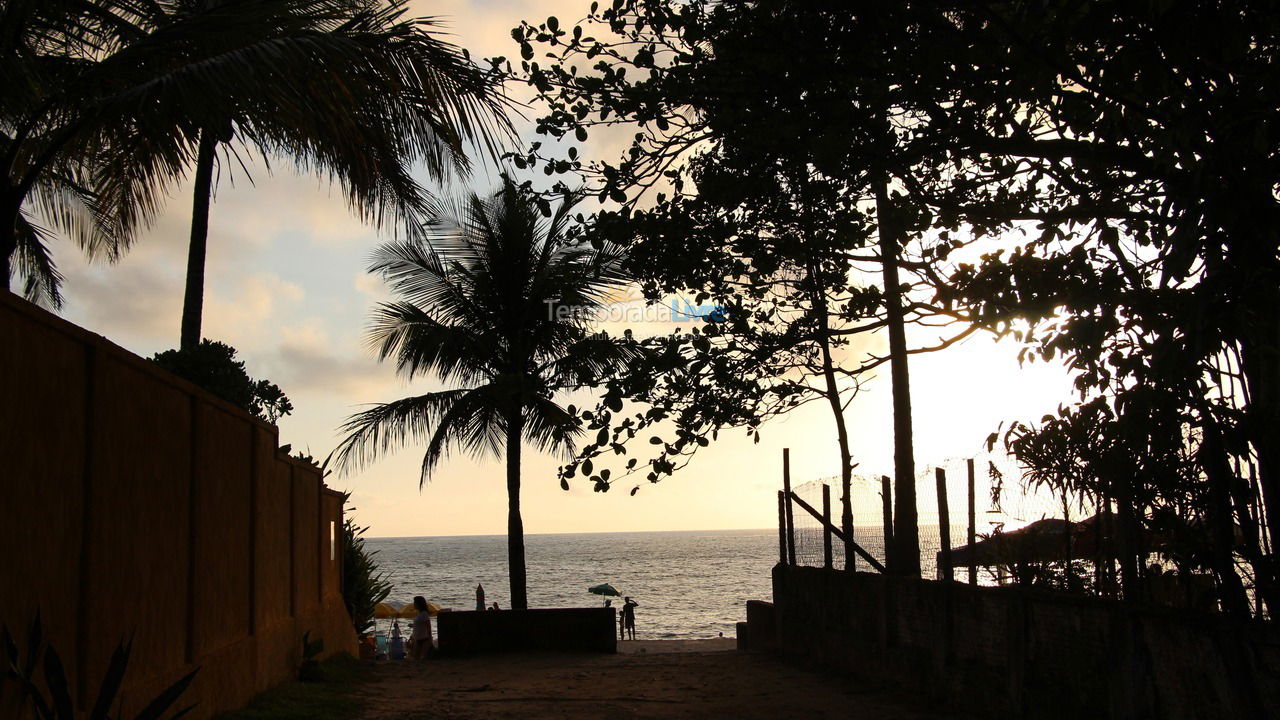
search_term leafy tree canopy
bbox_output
[152,340,293,424]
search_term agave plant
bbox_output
[1,614,197,720]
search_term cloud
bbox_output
[59,258,184,346]
[263,319,387,397]
[202,272,305,347]
[354,271,392,303]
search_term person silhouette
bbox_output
[475,583,485,611]
[409,596,433,660]
[622,597,639,640]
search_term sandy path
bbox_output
[354,641,964,719]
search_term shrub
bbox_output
[152,340,292,423]
[340,495,392,636]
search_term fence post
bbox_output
[881,475,893,569]
[777,490,788,565]
[822,484,834,570]
[937,467,953,582]
[967,458,977,586]
[783,448,796,567]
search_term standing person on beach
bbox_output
[410,596,433,659]
[622,597,639,640]
[476,583,486,611]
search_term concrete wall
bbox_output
[769,565,1280,719]
[436,609,618,655]
[0,293,356,719]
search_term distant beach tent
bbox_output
[944,511,1125,567]
[588,583,621,597]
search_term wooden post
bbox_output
[967,458,977,586]
[777,490,788,565]
[880,475,893,568]
[937,467,953,582]
[822,484,834,570]
[783,448,796,567]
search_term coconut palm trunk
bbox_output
[506,407,529,610]
[180,131,217,350]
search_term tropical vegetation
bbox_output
[334,180,634,610]
[339,495,393,636]
[2,614,198,720]
[152,340,293,423]
[508,0,1280,616]
[1,0,511,352]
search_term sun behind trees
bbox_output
[503,0,1280,617]
[333,180,637,610]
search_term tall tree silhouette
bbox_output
[165,0,511,350]
[512,0,991,575]
[0,0,511,326]
[333,182,634,610]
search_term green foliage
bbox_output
[334,179,636,608]
[2,0,513,305]
[152,340,292,423]
[333,179,637,481]
[510,0,1280,611]
[339,496,392,636]
[509,2,978,561]
[2,614,198,720]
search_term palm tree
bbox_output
[1,1,511,320]
[0,0,148,305]
[162,0,512,350]
[333,181,634,610]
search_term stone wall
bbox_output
[769,565,1280,719]
[0,293,356,719]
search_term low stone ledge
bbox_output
[436,607,617,655]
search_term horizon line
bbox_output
[364,527,776,540]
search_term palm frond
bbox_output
[366,300,496,385]
[521,394,581,458]
[344,182,633,484]
[332,388,470,476]
[3,0,516,300]
[418,384,506,486]
[12,211,64,308]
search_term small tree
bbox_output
[152,340,292,423]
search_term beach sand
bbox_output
[354,640,964,719]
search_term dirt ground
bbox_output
[353,640,965,719]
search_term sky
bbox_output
[46,0,1077,538]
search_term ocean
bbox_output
[364,529,779,639]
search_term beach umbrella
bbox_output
[588,583,621,597]
[373,602,399,619]
[388,600,443,618]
